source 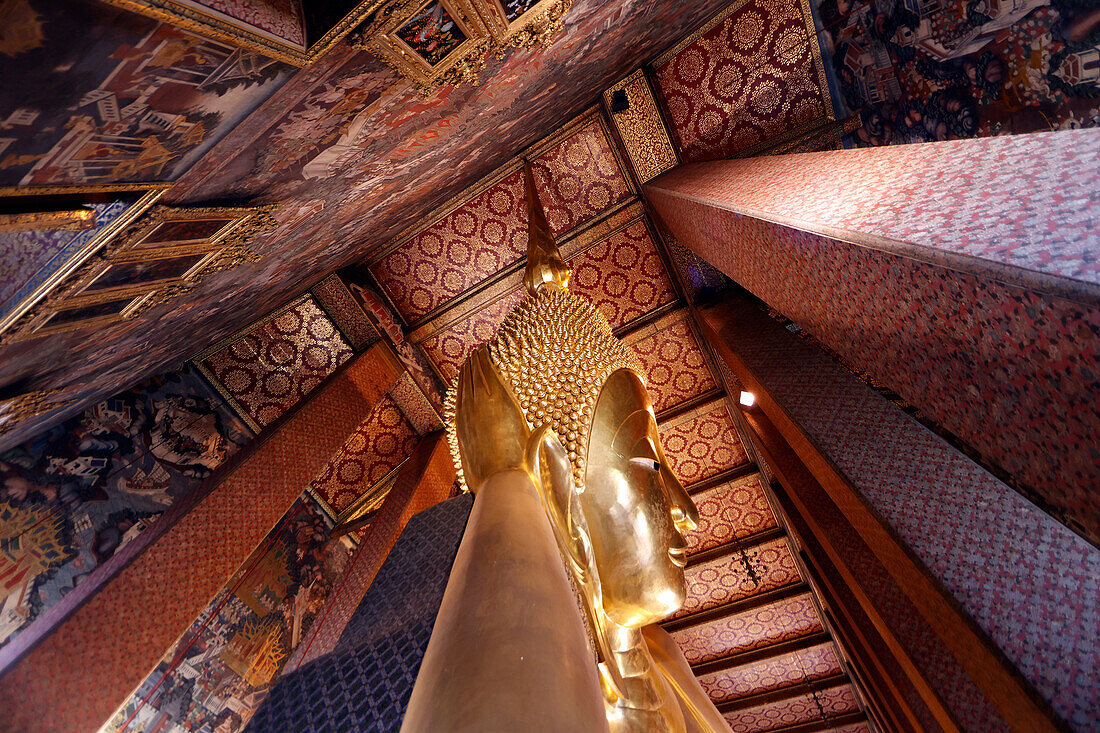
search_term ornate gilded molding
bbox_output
[603,70,679,184]
[0,389,76,439]
[1,204,276,344]
[354,0,574,96]
[99,0,391,67]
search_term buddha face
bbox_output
[582,369,699,627]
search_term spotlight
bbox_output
[739,390,756,408]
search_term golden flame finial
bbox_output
[522,160,571,295]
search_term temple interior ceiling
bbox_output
[5,0,1096,728]
[0,0,734,450]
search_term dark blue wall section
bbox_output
[245,493,473,732]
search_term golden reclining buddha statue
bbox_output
[402,163,727,732]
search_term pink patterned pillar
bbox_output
[285,432,455,670]
[645,131,1100,548]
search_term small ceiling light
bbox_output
[739,390,755,408]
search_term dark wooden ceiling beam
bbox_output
[663,581,809,633]
[655,387,726,424]
[763,711,867,733]
[686,525,786,568]
[689,630,833,678]
[715,673,849,714]
[684,461,758,495]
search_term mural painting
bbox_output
[395,1,468,66]
[0,366,253,650]
[813,0,1100,146]
[0,0,292,187]
[104,493,355,733]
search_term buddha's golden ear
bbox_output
[525,425,587,576]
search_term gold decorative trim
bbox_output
[479,0,573,53]
[2,204,275,344]
[0,210,97,233]
[193,357,264,434]
[0,189,166,336]
[354,0,574,95]
[99,0,391,67]
[353,0,493,97]
[653,0,752,69]
[0,183,172,197]
[603,69,679,184]
[0,389,77,439]
[329,459,409,538]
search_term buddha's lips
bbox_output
[668,546,687,568]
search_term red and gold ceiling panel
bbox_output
[370,112,633,324]
[653,0,832,163]
[418,290,526,384]
[415,215,678,386]
[659,401,750,487]
[623,311,717,415]
[568,218,677,331]
[670,591,823,665]
[686,472,778,554]
[309,395,419,514]
[530,118,634,235]
[677,537,801,618]
[696,641,843,703]
[722,683,858,733]
[197,294,354,429]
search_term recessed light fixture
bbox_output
[739,390,756,408]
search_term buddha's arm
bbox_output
[403,347,608,732]
[643,624,730,733]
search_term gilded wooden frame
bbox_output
[477,0,573,50]
[2,205,276,343]
[356,0,492,95]
[100,0,391,67]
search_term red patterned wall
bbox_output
[0,346,401,733]
[722,684,858,732]
[199,295,354,428]
[659,401,750,487]
[654,0,832,163]
[309,396,420,514]
[625,313,717,415]
[696,641,842,702]
[670,591,824,665]
[686,473,777,553]
[678,537,801,617]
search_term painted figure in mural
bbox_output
[442,163,726,731]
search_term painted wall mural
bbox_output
[0,0,292,187]
[104,492,354,733]
[0,365,253,652]
[812,0,1100,146]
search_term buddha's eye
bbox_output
[629,457,661,472]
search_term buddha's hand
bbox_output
[455,346,530,492]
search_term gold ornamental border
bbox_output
[2,204,276,344]
[100,0,391,67]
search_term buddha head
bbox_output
[448,285,698,629]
